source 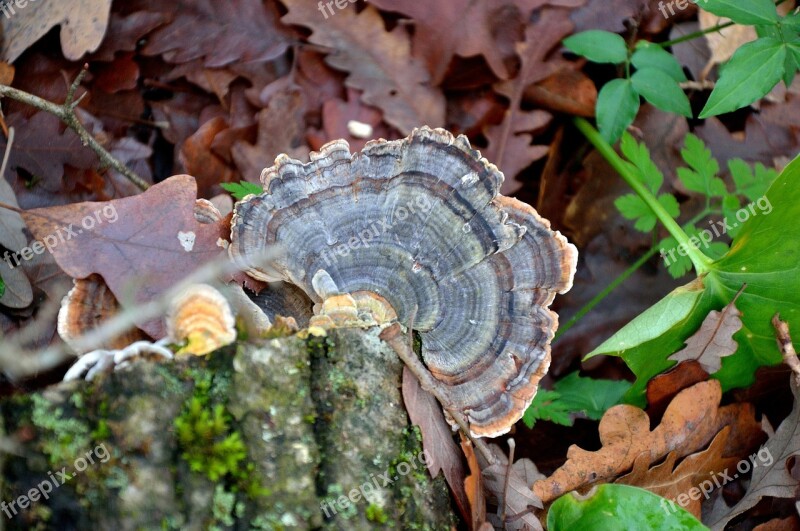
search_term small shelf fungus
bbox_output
[229,127,577,437]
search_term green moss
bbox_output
[174,370,269,500]
[31,394,92,466]
[366,503,389,524]
[91,419,111,441]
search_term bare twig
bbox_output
[0,126,13,180]
[0,245,281,380]
[499,438,516,525]
[379,323,497,466]
[0,65,149,191]
[773,313,800,385]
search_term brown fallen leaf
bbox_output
[753,516,800,531]
[20,175,225,338]
[401,366,470,521]
[180,117,237,194]
[668,287,745,373]
[616,427,739,518]
[231,88,309,183]
[1,112,98,192]
[368,0,549,83]
[532,380,763,503]
[461,437,487,531]
[141,0,291,68]
[480,445,544,531]
[487,7,574,193]
[707,377,800,529]
[281,1,445,134]
[1,0,113,62]
[646,360,709,419]
[697,10,757,80]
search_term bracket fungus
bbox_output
[229,127,577,437]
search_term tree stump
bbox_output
[0,328,457,530]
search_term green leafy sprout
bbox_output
[563,0,800,142]
[221,180,263,200]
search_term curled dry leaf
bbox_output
[707,378,800,530]
[281,0,445,134]
[668,292,744,373]
[480,445,544,531]
[402,366,470,520]
[532,380,763,503]
[1,0,113,62]
[20,175,225,338]
[616,427,739,518]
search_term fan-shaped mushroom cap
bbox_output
[229,127,577,437]
[166,284,237,356]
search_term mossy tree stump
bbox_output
[0,328,457,530]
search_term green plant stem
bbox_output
[574,117,713,274]
[555,245,659,341]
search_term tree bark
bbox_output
[0,328,457,530]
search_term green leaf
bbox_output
[547,484,707,531]
[522,390,573,428]
[657,193,680,220]
[631,42,687,82]
[0,274,4,299]
[589,154,800,405]
[597,79,640,143]
[549,372,631,421]
[677,133,726,197]
[660,235,694,278]
[615,194,657,232]
[620,132,663,193]
[631,68,692,117]
[220,181,263,200]
[728,159,777,201]
[587,280,705,358]
[700,0,779,26]
[522,373,631,428]
[700,38,787,118]
[563,30,628,64]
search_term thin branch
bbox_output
[0,66,149,191]
[0,244,281,380]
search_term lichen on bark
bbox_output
[0,328,457,530]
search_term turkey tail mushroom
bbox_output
[229,126,577,438]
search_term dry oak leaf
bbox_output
[668,296,744,374]
[707,378,800,530]
[616,427,739,518]
[487,8,574,193]
[281,0,445,134]
[1,112,98,192]
[231,88,309,183]
[368,0,570,83]
[401,366,470,521]
[19,175,225,339]
[481,445,544,531]
[1,0,112,62]
[141,0,291,67]
[532,380,762,503]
